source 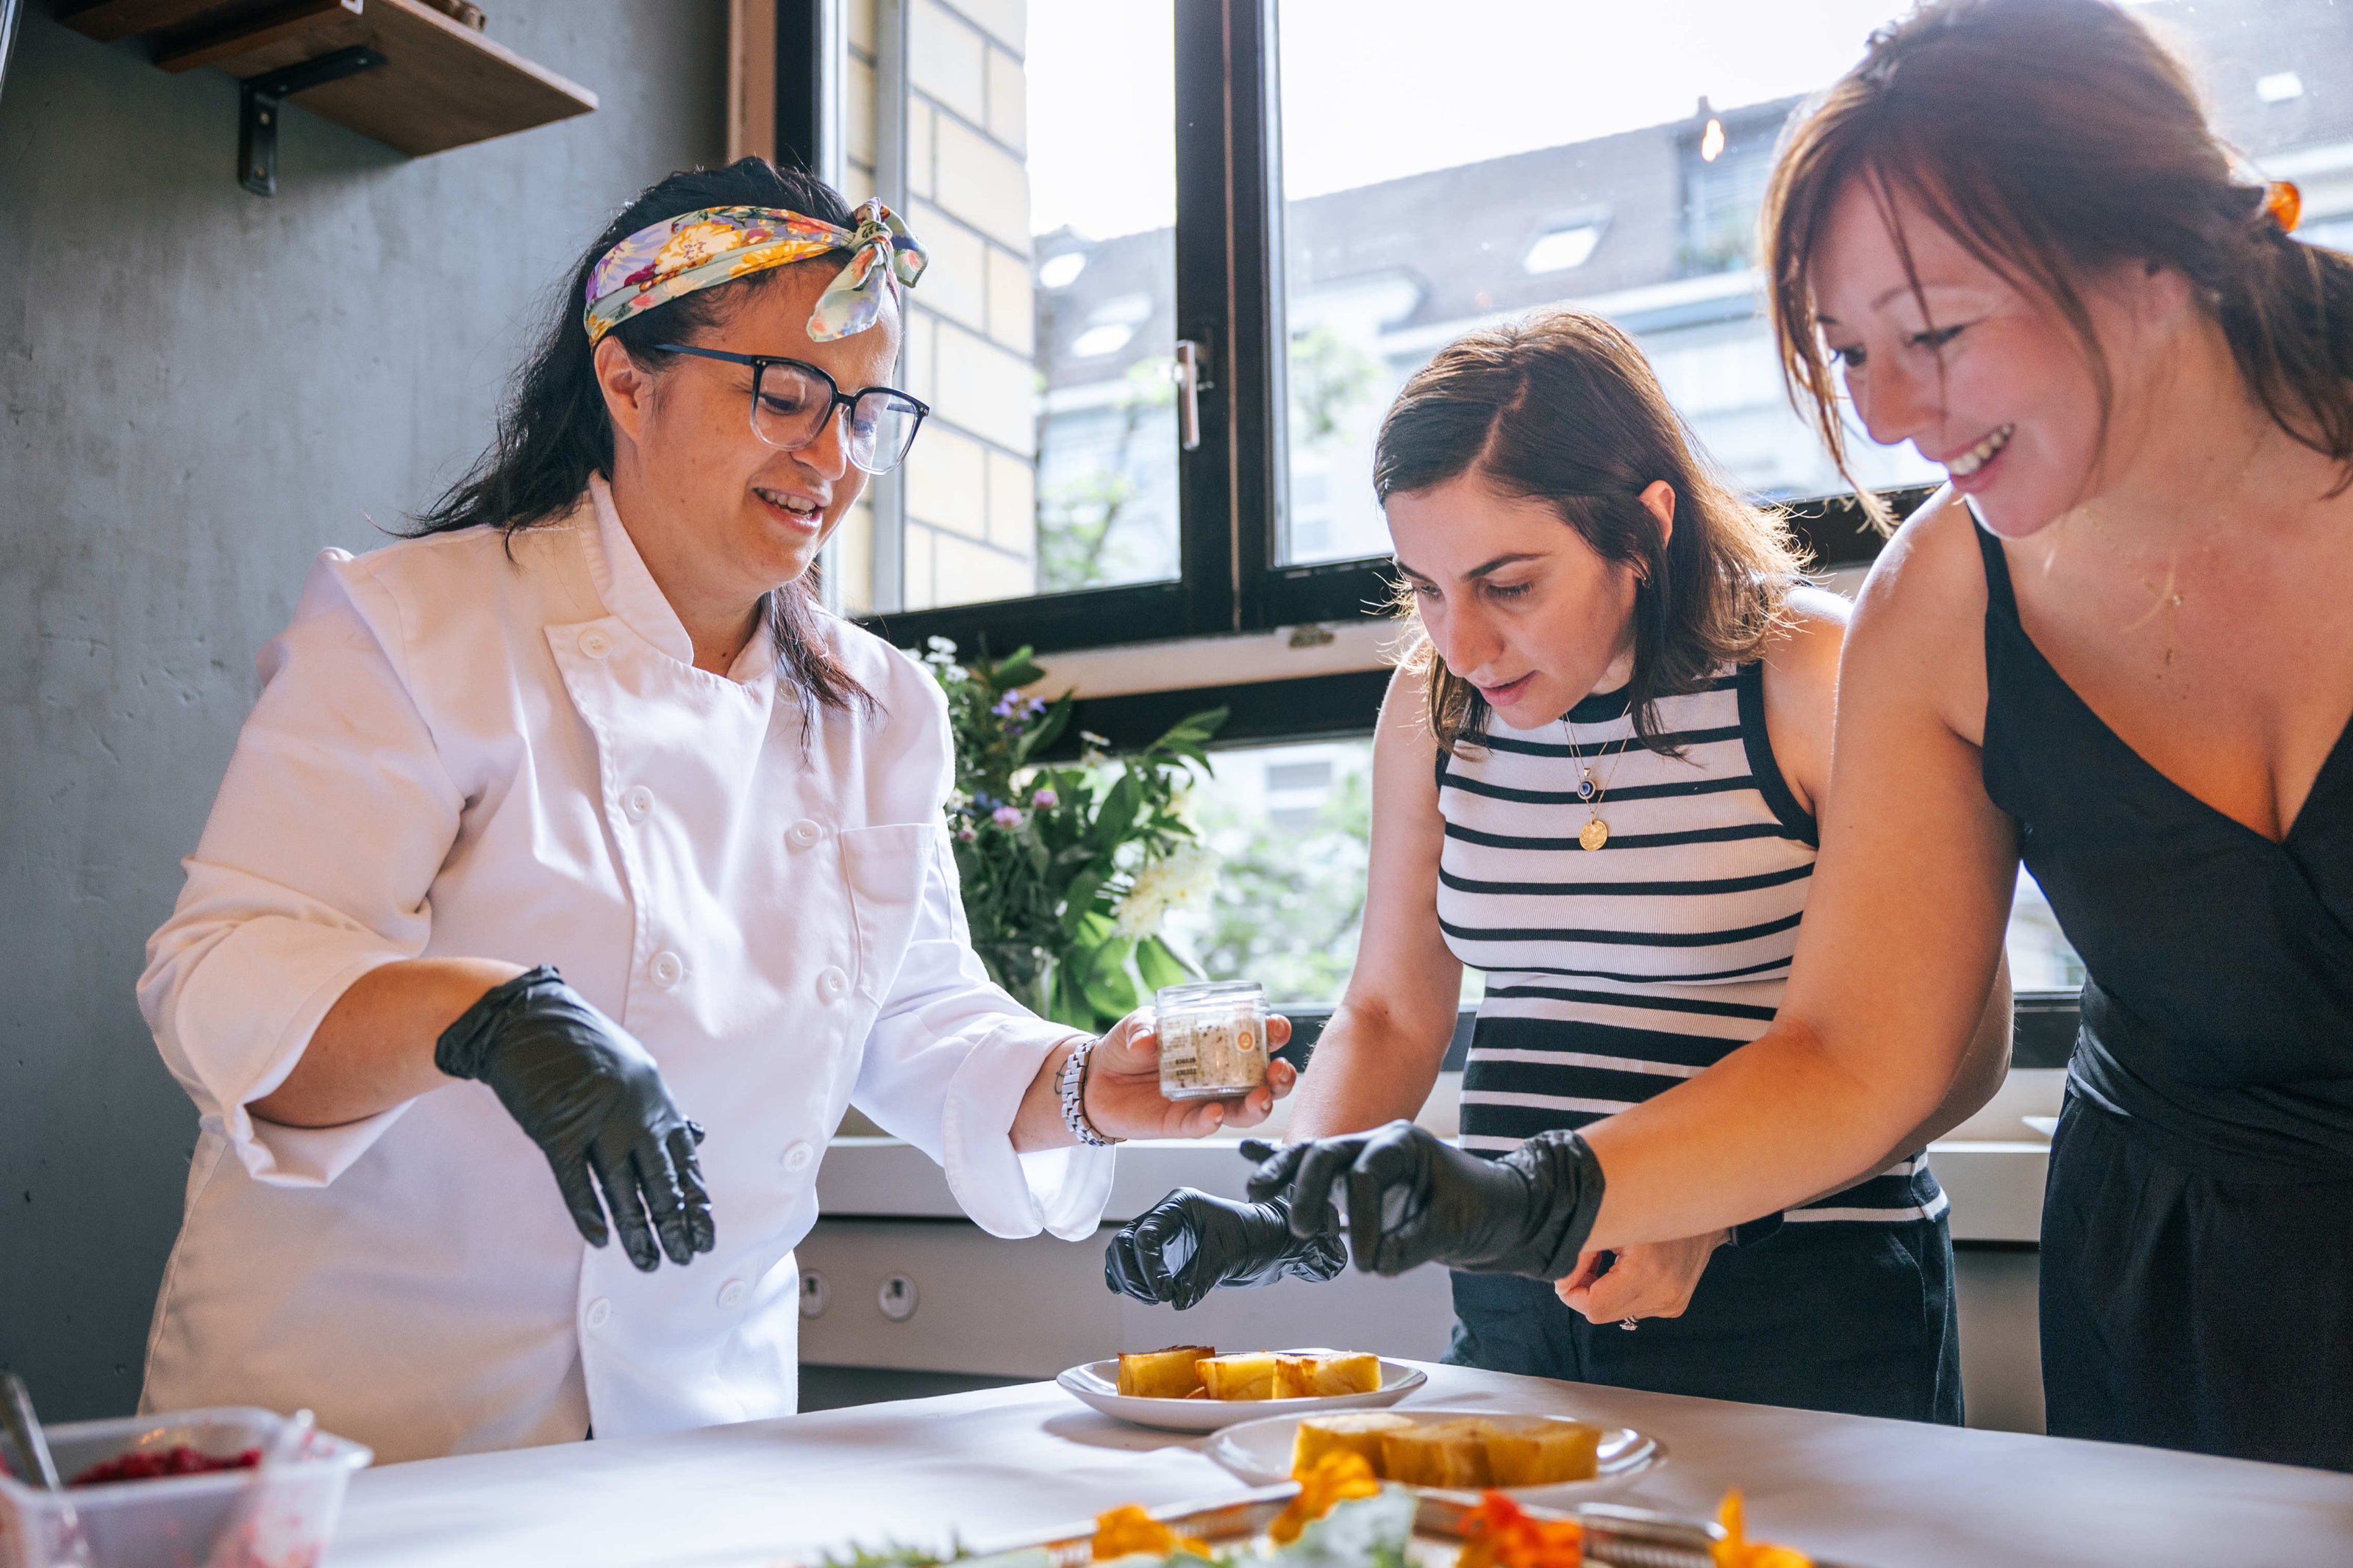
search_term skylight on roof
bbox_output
[1071,293,1154,357]
[1038,251,1088,289]
[2257,71,2305,104]
[1524,221,1605,275]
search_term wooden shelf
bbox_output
[60,0,595,157]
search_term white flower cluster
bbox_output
[1112,842,1218,939]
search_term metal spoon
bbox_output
[1,1369,96,1568]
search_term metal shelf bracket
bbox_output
[238,45,387,196]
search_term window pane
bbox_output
[843,0,1179,612]
[1271,0,2353,566]
[1159,734,2083,1015]
[1272,0,1936,567]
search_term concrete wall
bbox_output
[0,0,726,1421]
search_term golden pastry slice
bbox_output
[1198,1351,1279,1400]
[1481,1415,1602,1486]
[1274,1351,1383,1399]
[1115,1345,1213,1398]
[1291,1411,1415,1478]
[1378,1418,1494,1488]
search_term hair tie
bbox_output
[2263,179,2302,235]
[582,201,927,346]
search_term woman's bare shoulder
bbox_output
[1852,487,1990,632]
[1843,486,1994,741]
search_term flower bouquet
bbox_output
[922,637,1228,1031]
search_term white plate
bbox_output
[1054,1357,1428,1433]
[1204,1406,1665,1505]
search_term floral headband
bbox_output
[583,201,927,346]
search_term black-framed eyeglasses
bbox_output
[655,343,929,475]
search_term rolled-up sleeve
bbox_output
[139,550,463,1187]
[849,825,1115,1241]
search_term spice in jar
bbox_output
[1155,980,1269,1100]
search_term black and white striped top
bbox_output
[1438,662,1944,1225]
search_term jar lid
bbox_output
[1155,978,1265,1009]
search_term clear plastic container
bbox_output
[1155,979,1270,1100]
[0,1407,371,1568]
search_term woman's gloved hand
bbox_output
[435,966,715,1272]
[1104,1171,1345,1309]
[1246,1120,1604,1280]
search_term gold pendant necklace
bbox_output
[1565,712,1633,851]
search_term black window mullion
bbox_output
[1174,0,1243,636]
[1226,0,1285,632]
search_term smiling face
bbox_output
[1388,471,1658,731]
[594,263,901,620]
[1810,176,2186,538]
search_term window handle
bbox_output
[1175,339,1213,451]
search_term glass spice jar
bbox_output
[1154,979,1270,1100]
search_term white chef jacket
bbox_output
[136,476,1113,1464]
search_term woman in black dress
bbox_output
[1255,0,2353,1469]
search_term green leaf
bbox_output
[1093,772,1142,849]
[1012,693,1074,765]
[1080,937,1139,1017]
[992,647,1046,690]
[1058,867,1107,934]
[1135,934,1193,992]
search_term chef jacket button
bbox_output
[815,966,849,1003]
[579,629,613,659]
[717,1279,749,1311]
[787,818,824,849]
[624,785,654,821]
[651,950,686,987]
[782,1140,815,1173]
[585,1297,613,1329]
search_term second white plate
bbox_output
[1054,1358,1427,1433]
[1204,1406,1664,1505]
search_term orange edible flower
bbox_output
[1268,1452,1384,1544]
[1090,1504,1210,1562]
[1710,1491,1812,1568]
[1456,1489,1583,1568]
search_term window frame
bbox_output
[849,0,1914,708]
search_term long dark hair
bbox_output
[413,157,871,713]
[1765,0,2353,528]
[1374,307,1804,755]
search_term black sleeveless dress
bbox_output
[1976,526,2353,1470]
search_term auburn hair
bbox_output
[1374,307,1804,755]
[1763,0,2353,529]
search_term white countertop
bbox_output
[325,1361,2353,1568]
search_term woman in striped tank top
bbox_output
[1107,308,2008,1422]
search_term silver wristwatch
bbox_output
[1058,1035,1119,1147]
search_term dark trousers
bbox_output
[1445,1215,1962,1424]
[2040,1092,2353,1471]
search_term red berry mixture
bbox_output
[70,1445,262,1486]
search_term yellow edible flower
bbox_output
[1711,1491,1812,1568]
[1090,1504,1210,1562]
[1268,1452,1383,1545]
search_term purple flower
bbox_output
[955,825,977,842]
[992,804,1025,828]
[1031,787,1059,809]
[991,691,1023,717]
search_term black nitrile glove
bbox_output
[1104,1168,1346,1310]
[437,966,715,1272]
[1246,1120,1603,1280]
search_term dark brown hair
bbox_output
[1374,307,1804,754]
[1764,0,2353,528]
[413,157,871,716]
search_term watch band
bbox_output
[1058,1036,1120,1147]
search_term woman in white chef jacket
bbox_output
[135,160,1292,1465]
